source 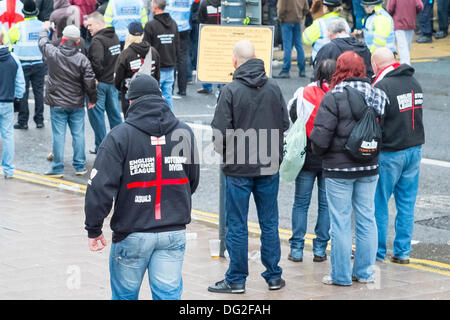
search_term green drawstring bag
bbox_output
[279,119,307,182]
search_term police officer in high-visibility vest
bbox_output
[302,0,349,63]
[104,0,148,48]
[361,0,396,54]
[9,0,45,129]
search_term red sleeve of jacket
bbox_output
[416,0,424,13]
[386,0,396,16]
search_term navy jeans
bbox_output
[438,0,450,32]
[418,0,435,36]
[18,63,45,126]
[225,173,283,285]
[289,170,330,259]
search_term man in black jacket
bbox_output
[208,40,289,294]
[313,19,374,80]
[39,23,97,178]
[36,0,54,22]
[372,47,425,265]
[86,11,122,154]
[144,0,179,109]
[85,73,200,300]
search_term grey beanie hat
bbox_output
[62,25,81,39]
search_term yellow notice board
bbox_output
[197,25,274,83]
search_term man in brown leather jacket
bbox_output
[38,22,97,178]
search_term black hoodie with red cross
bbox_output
[84,94,200,243]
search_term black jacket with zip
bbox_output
[211,58,290,177]
[84,93,200,242]
[143,13,179,68]
[88,27,121,84]
[198,0,221,25]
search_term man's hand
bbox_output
[88,234,107,251]
[88,102,96,109]
[42,21,51,31]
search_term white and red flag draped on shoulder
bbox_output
[0,0,24,29]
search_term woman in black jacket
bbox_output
[114,22,160,117]
[310,51,388,287]
[287,59,336,264]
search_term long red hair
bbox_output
[330,51,367,89]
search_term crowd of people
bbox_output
[0,0,432,300]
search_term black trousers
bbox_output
[438,0,450,32]
[418,0,435,36]
[18,63,45,126]
[176,30,190,94]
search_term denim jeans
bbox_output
[202,83,222,92]
[160,68,175,110]
[418,0,434,36]
[87,82,123,152]
[18,63,45,126]
[325,175,379,285]
[109,230,186,300]
[225,173,283,285]
[0,103,15,177]
[395,30,414,65]
[50,107,86,174]
[352,0,366,30]
[375,146,422,261]
[281,23,306,73]
[289,170,329,259]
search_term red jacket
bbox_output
[69,0,97,22]
[387,0,424,30]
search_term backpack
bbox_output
[344,87,382,163]
[279,115,307,182]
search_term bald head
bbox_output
[232,40,256,69]
[0,32,4,46]
[371,47,396,76]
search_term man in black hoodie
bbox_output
[371,48,425,265]
[209,40,289,294]
[143,0,179,110]
[86,11,122,154]
[85,73,200,300]
[313,19,374,80]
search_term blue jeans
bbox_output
[202,83,222,92]
[0,103,15,177]
[50,107,86,174]
[160,68,174,110]
[225,173,282,285]
[375,146,422,261]
[87,82,122,152]
[109,230,186,300]
[289,170,329,259]
[352,0,366,30]
[281,23,306,73]
[325,175,379,285]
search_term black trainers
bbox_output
[197,88,212,94]
[44,171,63,178]
[299,70,306,78]
[435,31,447,39]
[36,123,44,129]
[208,279,245,294]
[313,253,327,262]
[391,255,410,264]
[268,278,285,291]
[273,71,290,79]
[14,123,28,130]
[288,253,303,262]
[416,35,432,43]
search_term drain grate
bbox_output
[415,215,450,231]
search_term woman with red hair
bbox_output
[310,51,389,286]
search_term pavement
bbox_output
[0,174,450,300]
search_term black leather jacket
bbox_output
[39,30,97,108]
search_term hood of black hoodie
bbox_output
[94,27,117,40]
[233,58,268,89]
[385,63,415,78]
[207,0,221,6]
[125,94,179,137]
[0,47,11,62]
[333,37,367,53]
[129,41,150,56]
[154,13,174,28]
